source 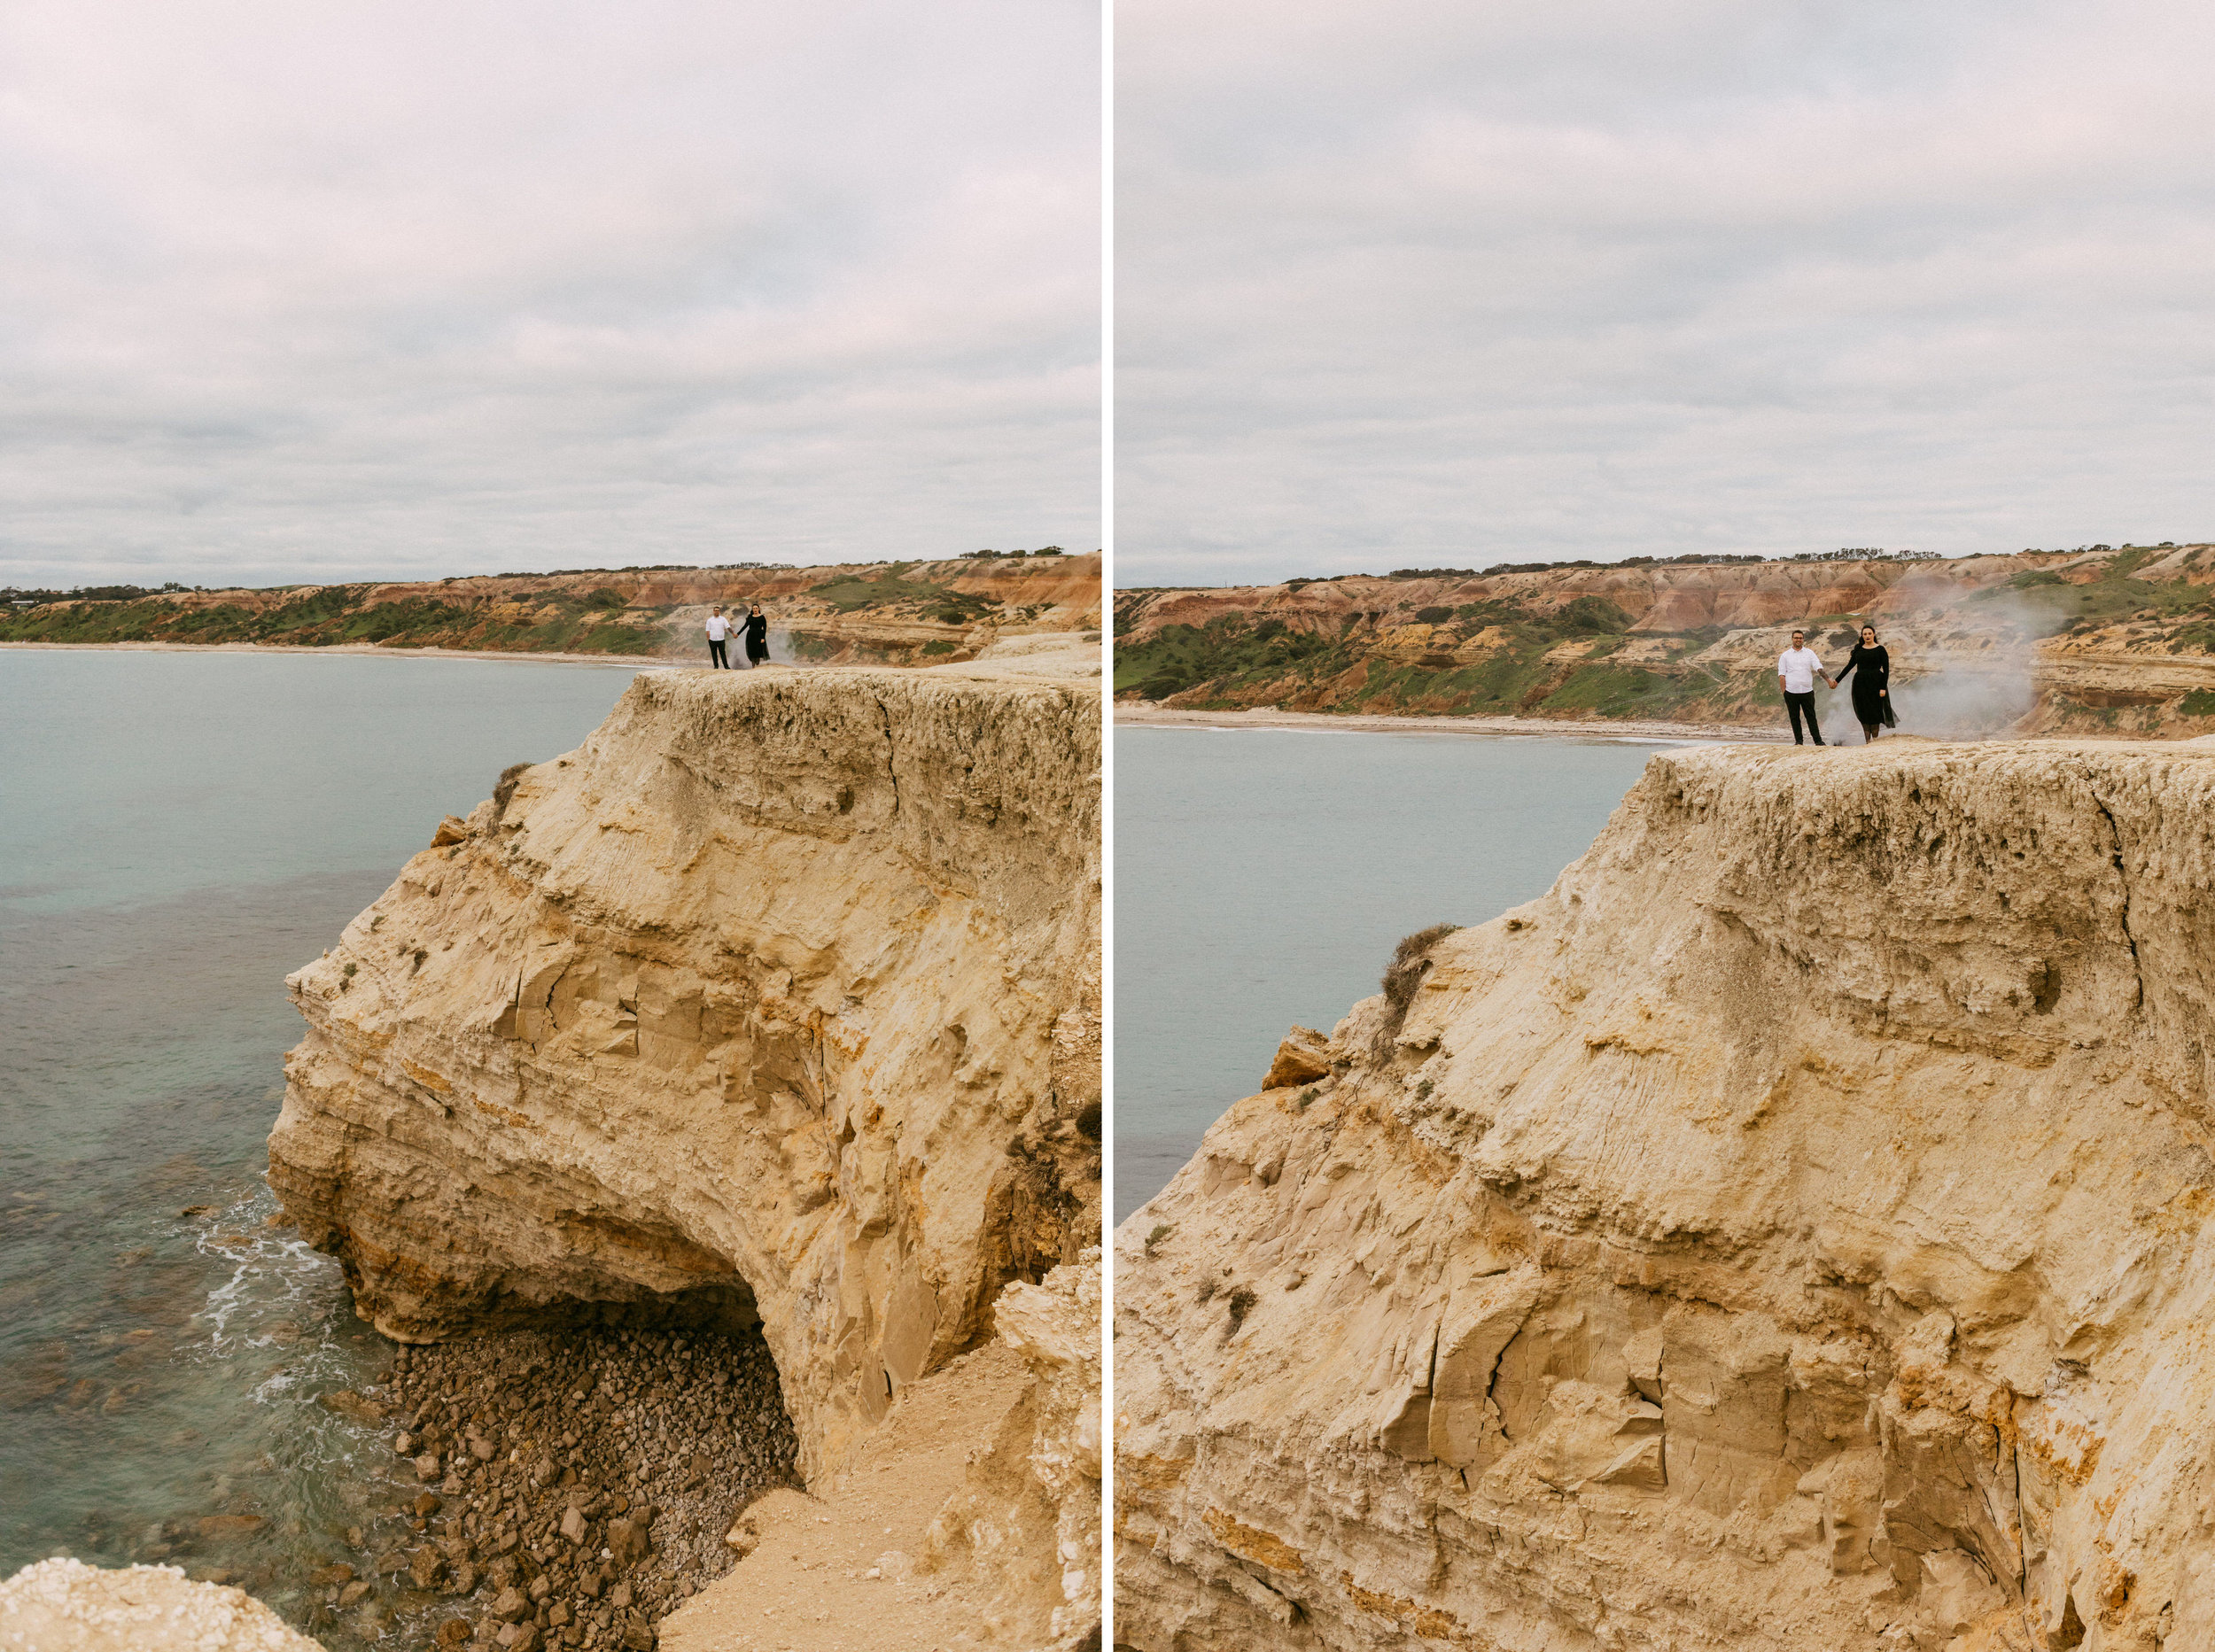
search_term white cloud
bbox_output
[1115,0,2215,583]
[0,1,1099,586]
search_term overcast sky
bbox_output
[1116,0,2215,586]
[0,3,1098,588]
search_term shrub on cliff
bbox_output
[1546,595,1634,636]
[1383,923,1460,1015]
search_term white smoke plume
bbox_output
[1814,590,2047,744]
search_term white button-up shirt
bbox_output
[1776,647,1823,694]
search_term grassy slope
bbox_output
[1114,597,1760,722]
[4,585,664,655]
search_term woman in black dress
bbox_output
[1832,623,1893,742]
[742,605,771,666]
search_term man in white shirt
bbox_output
[704,607,731,670]
[1776,629,1834,745]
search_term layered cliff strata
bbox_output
[1117,738,2215,1652]
[268,659,1100,1638]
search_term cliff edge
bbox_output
[268,658,1100,1645]
[1116,738,2215,1652]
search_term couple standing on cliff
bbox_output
[705,605,770,670]
[1776,624,1894,745]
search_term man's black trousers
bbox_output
[1785,690,1823,745]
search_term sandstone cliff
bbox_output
[1116,738,2215,1652]
[268,655,1100,1640]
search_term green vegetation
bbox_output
[1539,663,1703,718]
[804,569,998,627]
[2182,689,2215,717]
[1549,595,1635,634]
[1982,547,2214,639]
[1115,590,1660,713]
[1111,613,1338,702]
[0,583,671,653]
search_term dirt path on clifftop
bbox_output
[657,1346,1030,1652]
[1116,701,1785,742]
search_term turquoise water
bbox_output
[1112,726,1669,1220]
[0,648,647,1640]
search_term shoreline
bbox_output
[1114,701,1789,743]
[0,640,704,670]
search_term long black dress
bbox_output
[1832,643,1893,734]
[742,612,770,663]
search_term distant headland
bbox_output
[1,552,1101,670]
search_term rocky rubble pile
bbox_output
[330,1324,796,1651]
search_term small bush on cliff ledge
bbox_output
[492,761,533,818]
[1382,923,1461,1013]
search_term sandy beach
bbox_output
[1114,700,1787,742]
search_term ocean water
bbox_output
[0,648,647,1641]
[1112,725,1672,1221]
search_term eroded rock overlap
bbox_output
[1116,739,2215,1652]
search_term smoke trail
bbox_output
[1815,593,2044,743]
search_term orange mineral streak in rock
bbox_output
[1201,1509,1305,1576]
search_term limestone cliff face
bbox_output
[1117,739,2215,1652]
[268,663,1100,1487]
